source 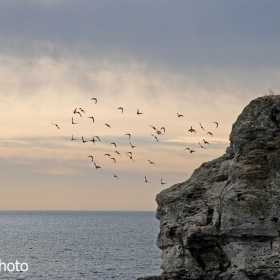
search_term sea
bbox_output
[0,211,162,280]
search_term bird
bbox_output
[113,173,119,179]
[160,127,165,133]
[184,148,191,150]
[137,109,143,115]
[145,176,150,183]
[71,135,76,140]
[148,160,155,165]
[93,136,100,141]
[111,142,117,148]
[89,137,96,145]
[207,132,213,137]
[72,117,77,124]
[110,158,116,163]
[115,151,121,156]
[129,142,137,148]
[203,139,209,145]
[51,123,59,129]
[199,122,205,131]
[156,130,163,135]
[79,108,85,114]
[94,162,101,169]
[213,122,219,128]
[88,155,93,162]
[126,152,134,161]
[151,134,159,142]
[161,178,166,185]
[188,126,196,133]
[105,123,111,128]
[126,152,132,156]
[91,98,97,104]
[198,142,206,149]
[177,113,183,118]
[149,125,157,130]
[73,108,77,114]
[74,111,82,117]
[104,154,111,156]
[118,107,124,113]
[190,149,196,153]
[88,117,94,123]
[82,136,87,143]
[125,133,131,139]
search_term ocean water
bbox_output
[0,211,162,280]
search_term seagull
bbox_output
[188,126,196,133]
[88,117,94,123]
[105,123,111,128]
[115,151,121,156]
[198,142,206,149]
[88,155,93,162]
[199,122,205,131]
[110,158,116,163]
[203,139,209,145]
[113,173,119,179]
[177,113,183,118]
[161,178,166,185]
[207,132,213,137]
[125,133,131,139]
[104,154,111,156]
[213,122,219,128]
[72,117,77,124]
[149,125,157,130]
[148,160,155,165]
[91,98,97,104]
[82,136,87,143]
[79,108,85,114]
[137,109,143,115]
[52,123,60,129]
[145,176,150,183]
[111,142,117,148]
[71,135,76,140]
[151,134,159,142]
[160,127,165,133]
[118,107,124,113]
[129,142,137,148]
[94,162,101,169]
[190,149,196,153]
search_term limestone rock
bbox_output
[139,96,280,280]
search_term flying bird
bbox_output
[91,98,97,104]
[72,117,77,124]
[94,162,101,169]
[79,108,85,114]
[126,152,134,161]
[88,117,94,123]
[104,154,111,156]
[74,111,82,117]
[93,136,100,141]
[110,158,116,163]
[213,122,219,128]
[115,151,121,156]
[151,134,159,142]
[160,127,165,133]
[105,123,111,128]
[184,148,191,150]
[207,132,213,137]
[89,137,96,145]
[188,126,196,133]
[199,122,205,131]
[113,173,119,179]
[82,136,87,143]
[148,160,155,165]
[125,133,131,139]
[156,130,163,135]
[73,108,77,114]
[111,142,117,148]
[145,176,150,183]
[203,139,209,145]
[51,123,59,129]
[129,142,137,148]
[177,113,183,118]
[137,109,143,115]
[88,155,93,162]
[149,125,157,130]
[190,149,196,153]
[161,178,166,185]
[198,142,206,149]
[118,107,124,113]
[71,135,76,141]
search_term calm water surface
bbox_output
[0,211,162,279]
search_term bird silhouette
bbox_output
[177,113,183,118]
[82,136,87,143]
[148,160,155,165]
[160,127,165,133]
[71,135,76,140]
[129,142,137,148]
[198,142,206,149]
[89,137,96,145]
[184,148,191,150]
[79,108,85,114]
[111,142,117,148]
[74,111,82,117]
[156,130,163,135]
[113,173,119,179]
[149,125,157,130]
[145,176,150,183]
[93,136,100,141]
[118,107,124,113]
[115,151,121,156]
[125,133,131,139]
[207,132,213,137]
[126,152,134,161]
[104,154,111,156]
[73,108,77,114]
[190,149,196,153]
[188,126,196,133]
[161,178,166,185]
[72,117,77,124]
[110,158,116,163]
[203,139,209,145]
[88,155,93,162]
[199,122,205,131]
[213,122,219,128]
[91,98,97,104]
[105,123,111,128]
[151,134,159,142]
[88,117,94,123]
[137,109,143,115]
[51,123,59,129]
[94,162,101,169]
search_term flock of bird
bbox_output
[51,98,219,185]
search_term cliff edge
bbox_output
[139,96,280,280]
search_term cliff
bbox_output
[139,96,280,280]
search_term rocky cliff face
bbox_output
[139,96,280,280]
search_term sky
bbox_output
[0,1,279,210]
